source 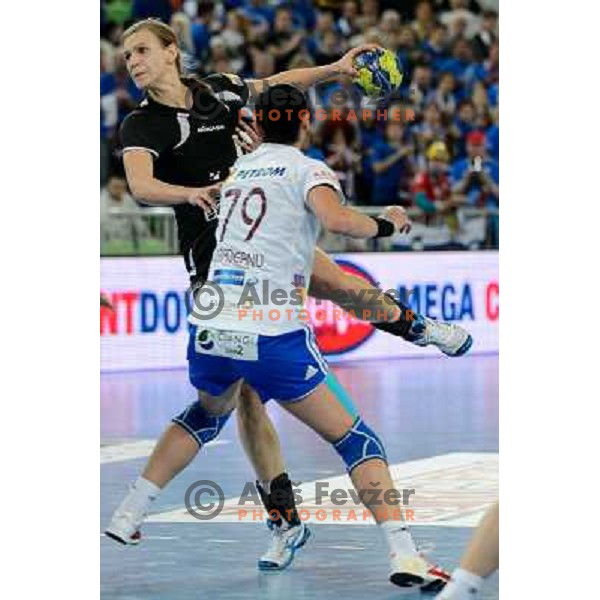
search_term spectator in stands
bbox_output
[472,81,491,128]
[440,37,481,91]
[314,9,337,38]
[113,47,144,124]
[189,2,220,61]
[371,121,414,206]
[430,71,458,120]
[413,102,448,167]
[314,28,346,66]
[380,8,402,32]
[451,99,477,158]
[440,0,481,40]
[321,120,361,201]
[267,4,305,71]
[422,22,449,72]
[208,34,245,73]
[100,176,149,248]
[355,106,383,202]
[408,62,434,114]
[450,130,499,245]
[205,38,232,74]
[218,9,249,68]
[337,1,361,39]
[473,9,498,61]
[101,41,118,186]
[300,122,326,162]
[398,25,425,76]
[355,0,380,33]
[170,12,197,72]
[247,39,275,78]
[483,40,499,85]
[412,0,436,42]
[412,141,463,223]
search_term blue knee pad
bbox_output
[333,417,387,474]
[172,401,232,448]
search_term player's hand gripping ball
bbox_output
[353,48,403,99]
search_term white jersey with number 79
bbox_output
[193,142,344,335]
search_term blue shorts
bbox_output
[187,325,328,403]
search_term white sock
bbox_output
[118,476,161,516]
[259,480,272,494]
[378,519,418,557]
[438,568,483,599]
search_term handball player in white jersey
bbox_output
[185,84,450,592]
[105,20,469,581]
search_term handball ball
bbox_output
[353,48,403,99]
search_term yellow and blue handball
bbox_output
[353,48,403,99]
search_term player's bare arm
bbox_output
[123,149,220,210]
[246,44,381,95]
[308,185,412,238]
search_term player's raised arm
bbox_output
[307,185,411,239]
[246,44,381,95]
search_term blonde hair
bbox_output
[122,18,182,74]
[100,40,116,73]
[170,12,195,56]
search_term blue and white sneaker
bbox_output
[258,520,311,571]
[410,316,473,357]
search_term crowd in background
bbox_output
[101,0,499,250]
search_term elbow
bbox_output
[128,179,150,202]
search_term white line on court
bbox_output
[100,439,230,464]
[146,452,498,528]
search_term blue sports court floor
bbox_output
[101,354,499,599]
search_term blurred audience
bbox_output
[450,130,499,246]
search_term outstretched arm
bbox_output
[308,185,411,239]
[247,44,380,95]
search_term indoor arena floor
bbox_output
[101,354,499,600]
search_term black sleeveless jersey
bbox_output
[119,73,249,282]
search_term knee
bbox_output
[172,400,232,448]
[332,417,387,474]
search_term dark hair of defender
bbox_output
[254,84,309,145]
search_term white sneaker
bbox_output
[105,510,143,545]
[412,317,473,357]
[257,521,311,571]
[389,552,451,593]
[104,487,146,546]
